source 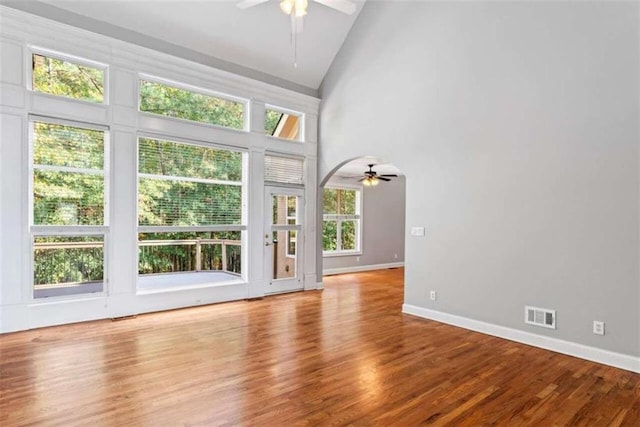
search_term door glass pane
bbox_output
[272,231,295,280]
[273,194,297,225]
[33,236,104,298]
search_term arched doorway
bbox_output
[318,157,406,282]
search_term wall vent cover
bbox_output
[525,306,556,329]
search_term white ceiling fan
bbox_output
[237,0,356,67]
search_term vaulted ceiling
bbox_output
[4,0,366,95]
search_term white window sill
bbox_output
[323,251,362,258]
[136,271,244,294]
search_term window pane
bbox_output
[287,230,297,256]
[32,122,105,226]
[138,231,242,276]
[33,122,104,169]
[34,170,104,225]
[323,220,337,251]
[287,196,297,218]
[273,230,295,279]
[341,220,357,251]
[138,178,241,226]
[139,80,244,129]
[339,189,357,215]
[323,189,337,214]
[265,109,300,140]
[139,138,242,181]
[32,54,104,103]
[34,236,104,298]
[138,138,243,226]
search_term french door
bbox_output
[264,186,304,294]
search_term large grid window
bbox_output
[137,137,245,284]
[30,120,108,298]
[139,79,244,130]
[322,187,361,254]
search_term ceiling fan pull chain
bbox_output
[290,12,298,68]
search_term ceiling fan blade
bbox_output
[380,174,398,178]
[237,0,270,10]
[314,0,357,15]
[378,177,392,182]
[357,177,366,182]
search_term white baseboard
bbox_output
[402,304,640,374]
[323,262,404,276]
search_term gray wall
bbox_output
[319,1,639,356]
[323,176,405,273]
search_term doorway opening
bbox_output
[319,157,406,280]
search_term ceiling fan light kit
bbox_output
[362,177,379,187]
[280,0,308,17]
[358,164,398,187]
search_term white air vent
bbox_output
[525,306,556,329]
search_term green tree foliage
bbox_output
[32,54,103,103]
[138,138,242,226]
[322,220,337,251]
[33,122,105,226]
[139,80,244,129]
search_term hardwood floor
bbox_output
[1,268,639,426]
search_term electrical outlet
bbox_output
[356,256,360,262]
[394,253,398,259]
[430,291,437,301]
[593,321,605,336]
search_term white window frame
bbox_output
[138,74,250,132]
[322,185,363,257]
[28,46,110,105]
[265,104,305,142]
[28,116,110,301]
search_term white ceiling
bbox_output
[38,0,366,90]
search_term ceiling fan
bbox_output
[237,0,356,67]
[358,164,398,187]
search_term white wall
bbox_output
[323,175,405,274]
[320,1,639,360]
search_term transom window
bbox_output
[322,187,361,254]
[265,107,301,141]
[139,79,245,130]
[31,51,105,104]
